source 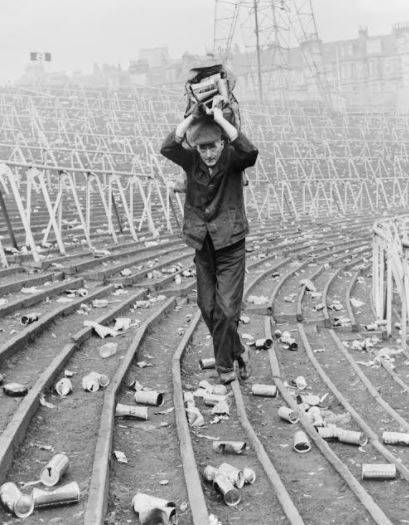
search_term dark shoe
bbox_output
[218,370,237,385]
[238,362,251,380]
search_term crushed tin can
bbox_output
[113,317,131,331]
[300,394,320,406]
[293,431,311,453]
[361,463,396,480]
[115,403,148,420]
[21,313,40,325]
[306,406,324,427]
[278,406,299,424]
[199,380,227,396]
[132,493,176,523]
[82,372,109,392]
[199,357,216,369]
[242,467,256,484]
[99,342,118,358]
[254,338,273,350]
[203,393,227,407]
[213,473,241,506]
[3,382,28,397]
[134,390,164,407]
[251,384,277,397]
[212,441,247,454]
[336,428,368,446]
[0,482,34,518]
[295,376,307,390]
[218,463,245,489]
[186,406,205,427]
[55,378,73,397]
[203,465,218,482]
[40,453,69,487]
[211,400,230,416]
[32,481,80,508]
[382,431,409,446]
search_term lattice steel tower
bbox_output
[213,0,331,106]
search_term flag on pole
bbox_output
[30,52,52,62]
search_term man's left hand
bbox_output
[211,107,224,123]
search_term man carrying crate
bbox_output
[160,103,258,384]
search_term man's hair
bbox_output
[188,119,222,146]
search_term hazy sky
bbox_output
[0,0,408,83]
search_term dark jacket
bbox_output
[160,130,258,250]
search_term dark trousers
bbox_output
[195,233,245,373]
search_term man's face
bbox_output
[196,139,224,167]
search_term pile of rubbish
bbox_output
[0,454,78,518]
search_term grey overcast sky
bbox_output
[0,0,408,83]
